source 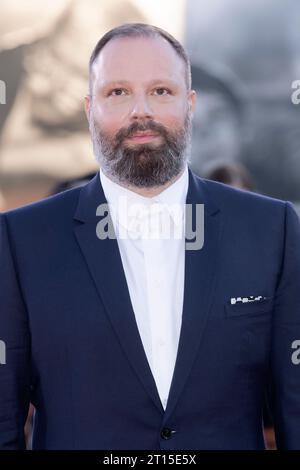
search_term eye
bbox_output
[153,88,171,96]
[109,88,127,97]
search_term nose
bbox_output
[130,93,154,121]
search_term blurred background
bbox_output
[2,0,298,450]
[0,0,299,214]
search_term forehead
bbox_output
[91,35,186,88]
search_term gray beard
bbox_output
[89,112,192,188]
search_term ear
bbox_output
[188,89,197,114]
[84,94,91,122]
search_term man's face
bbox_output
[85,35,196,187]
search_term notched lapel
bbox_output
[164,170,223,422]
[73,174,163,413]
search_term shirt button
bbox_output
[158,339,165,347]
[160,427,173,440]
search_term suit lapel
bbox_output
[73,170,222,419]
[73,173,163,413]
[163,170,223,422]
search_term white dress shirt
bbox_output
[99,167,188,410]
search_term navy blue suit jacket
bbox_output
[1,168,300,449]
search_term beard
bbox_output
[89,110,192,187]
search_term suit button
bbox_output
[161,427,173,440]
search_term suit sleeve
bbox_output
[269,202,300,449]
[0,213,31,449]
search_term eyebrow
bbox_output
[100,79,180,89]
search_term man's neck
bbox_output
[101,169,186,198]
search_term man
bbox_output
[0,23,300,450]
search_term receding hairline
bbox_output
[88,23,192,94]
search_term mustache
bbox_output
[114,121,169,145]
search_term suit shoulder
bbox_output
[2,186,82,226]
[199,176,287,214]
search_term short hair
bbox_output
[88,23,191,94]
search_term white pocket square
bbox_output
[230,295,268,305]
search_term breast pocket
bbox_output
[225,297,274,317]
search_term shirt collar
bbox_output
[99,166,188,233]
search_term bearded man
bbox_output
[1,23,300,450]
